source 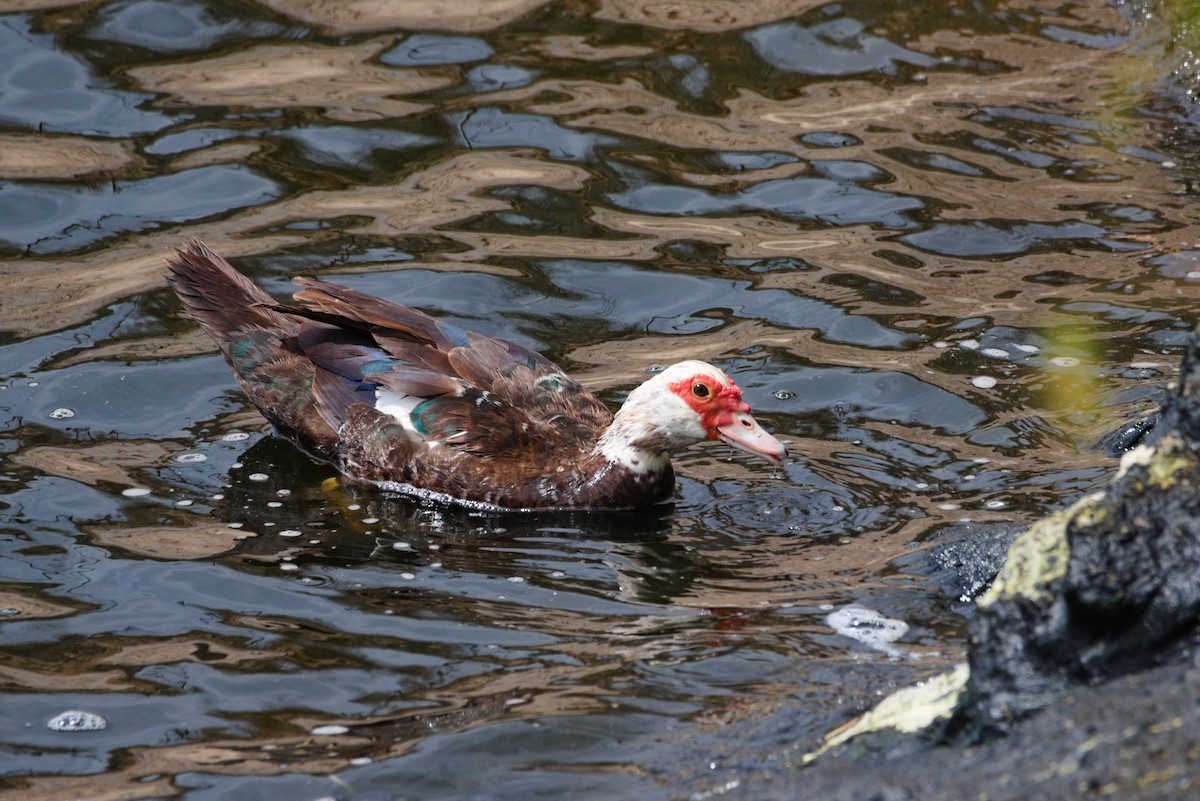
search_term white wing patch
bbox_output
[376,388,424,437]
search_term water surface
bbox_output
[0,0,1197,798]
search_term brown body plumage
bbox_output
[166,241,783,510]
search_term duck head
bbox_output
[596,360,786,473]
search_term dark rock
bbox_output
[731,657,1200,801]
[954,328,1200,738]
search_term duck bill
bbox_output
[716,412,786,465]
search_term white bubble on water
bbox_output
[172,451,207,464]
[47,710,107,732]
[279,530,303,538]
[981,348,1010,360]
[48,408,75,419]
[1050,356,1080,367]
[971,376,997,389]
[248,473,269,482]
[222,432,250,442]
[825,604,910,658]
[122,487,151,497]
[311,724,349,736]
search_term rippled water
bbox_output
[0,1,1197,798]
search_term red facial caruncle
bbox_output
[669,373,749,439]
[667,370,787,464]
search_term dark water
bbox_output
[0,0,1197,798]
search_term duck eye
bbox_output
[691,382,711,399]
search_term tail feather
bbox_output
[167,240,339,456]
[165,240,297,348]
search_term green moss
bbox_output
[980,434,1199,611]
[978,500,1079,608]
[1144,436,1197,489]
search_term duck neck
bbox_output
[594,407,675,476]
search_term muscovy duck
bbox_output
[166,241,785,510]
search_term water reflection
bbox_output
[0,0,1196,798]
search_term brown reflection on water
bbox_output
[0,587,89,623]
[595,0,827,31]
[14,442,175,488]
[260,0,554,34]
[0,134,140,180]
[83,523,249,560]
[128,40,447,122]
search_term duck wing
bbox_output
[273,277,614,463]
